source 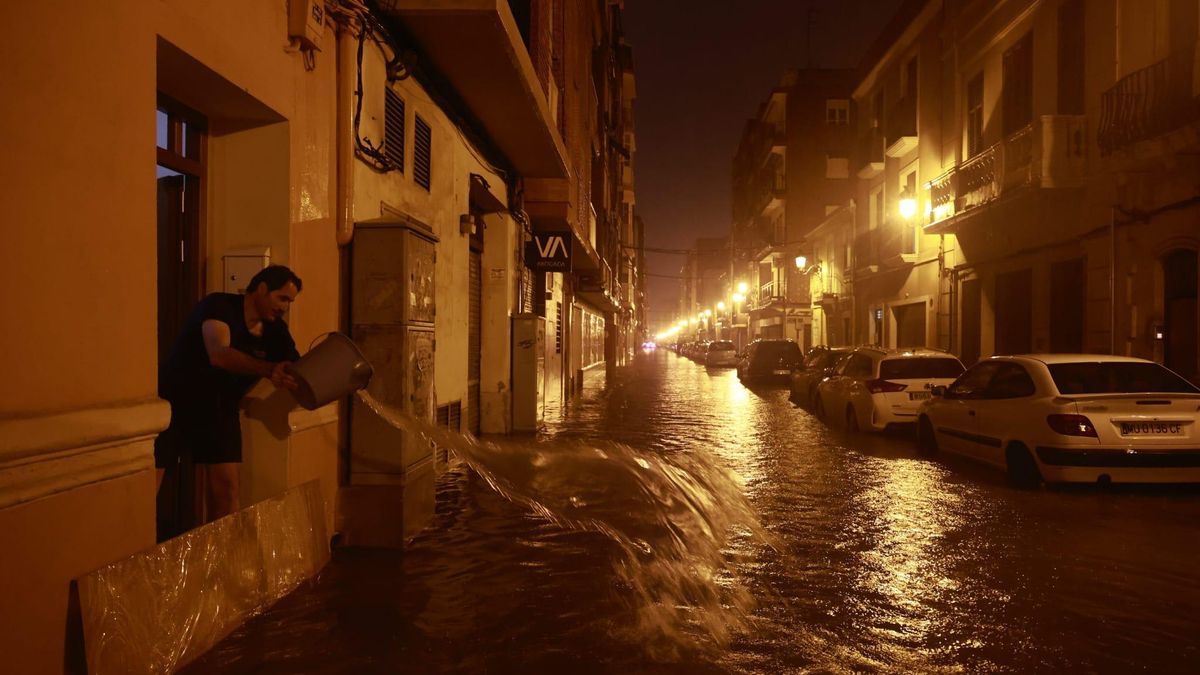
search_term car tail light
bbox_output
[866,379,907,394]
[1047,414,1098,438]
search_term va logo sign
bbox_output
[527,233,572,271]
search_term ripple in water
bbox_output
[356,390,774,659]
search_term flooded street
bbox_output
[190,350,1200,673]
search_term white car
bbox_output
[814,348,965,431]
[704,340,740,367]
[917,355,1200,486]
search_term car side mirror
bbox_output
[930,385,947,398]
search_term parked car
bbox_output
[705,340,740,367]
[917,355,1200,486]
[737,339,804,384]
[789,346,853,408]
[815,347,965,431]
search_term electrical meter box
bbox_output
[348,219,439,485]
[512,314,546,431]
[222,247,270,294]
[288,0,324,50]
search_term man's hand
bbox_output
[270,362,299,391]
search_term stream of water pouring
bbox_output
[355,390,774,659]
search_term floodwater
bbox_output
[188,350,1200,673]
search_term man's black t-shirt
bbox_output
[160,292,299,424]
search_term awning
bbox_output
[379,0,569,179]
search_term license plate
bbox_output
[908,392,930,401]
[773,369,790,375]
[1120,422,1184,436]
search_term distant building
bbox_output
[730,69,857,350]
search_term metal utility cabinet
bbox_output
[511,314,546,431]
[343,218,437,546]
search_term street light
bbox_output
[717,301,726,311]
[737,281,748,294]
[704,309,712,317]
[795,255,807,270]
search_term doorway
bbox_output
[156,96,207,539]
[892,301,927,348]
[1163,249,1198,381]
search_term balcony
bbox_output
[750,162,786,217]
[855,127,885,178]
[1099,43,1200,156]
[925,115,1087,230]
[885,98,917,157]
[749,120,787,168]
[577,258,618,312]
[378,0,567,178]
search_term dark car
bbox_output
[737,339,804,384]
[789,346,852,408]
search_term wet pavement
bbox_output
[187,349,1200,673]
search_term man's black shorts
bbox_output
[153,403,242,468]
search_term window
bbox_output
[880,358,965,380]
[1048,363,1200,394]
[384,88,406,171]
[842,353,873,377]
[1002,32,1034,136]
[868,184,883,230]
[825,156,850,179]
[1057,0,1086,114]
[826,99,849,125]
[413,114,432,190]
[983,363,1036,398]
[966,72,984,157]
[947,362,1002,399]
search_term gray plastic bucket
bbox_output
[289,332,374,410]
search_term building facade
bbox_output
[729,69,857,350]
[0,0,641,670]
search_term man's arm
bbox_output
[202,319,298,390]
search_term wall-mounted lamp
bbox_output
[898,189,918,220]
[717,301,727,311]
[795,255,807,269]
[459,214,475,235]
[1154,325,1165,340]
[737,281,749,294]
[704,309,712,317]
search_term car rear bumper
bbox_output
[1035,446,1200,483]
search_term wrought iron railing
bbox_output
[1099,44,1200,155]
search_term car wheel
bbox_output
[917,416,938,455]
[845,405,859,432]
[1006,443,1042,489]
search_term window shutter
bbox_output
[384,88,405,171]
[414,114,432,190]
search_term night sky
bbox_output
[623,0,905,332]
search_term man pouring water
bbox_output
[154,265,302,522]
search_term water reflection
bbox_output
[192,348,1200,674]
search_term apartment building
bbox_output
[730,69,857,350]
[895,0,1198,380]
[0,1,640,670]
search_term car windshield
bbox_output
[710,341,735,351]
[880,357,964,379]
[1048,362,1200,394]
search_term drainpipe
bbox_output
[1110,206,1117,354]
[335,20,357,246]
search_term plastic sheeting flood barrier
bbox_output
[76,480,329,674]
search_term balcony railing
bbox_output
[1099,43,1200,155]
[926,115,1086,226]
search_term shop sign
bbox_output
[527,232,572,271]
